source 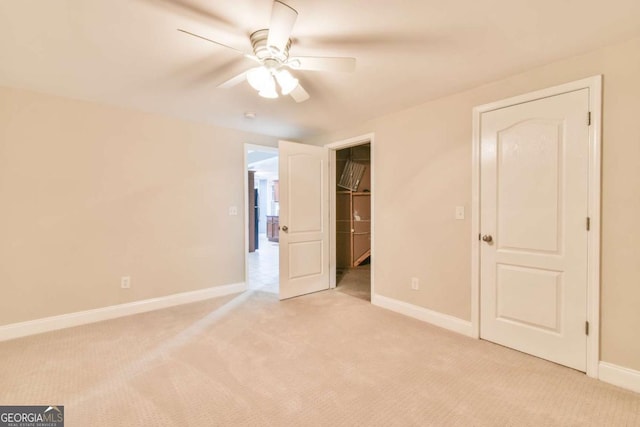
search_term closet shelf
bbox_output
[337,190,370,195]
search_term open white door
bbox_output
[279,140,330,299]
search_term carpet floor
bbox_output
[1,290,638,426]
[336,263,371,302]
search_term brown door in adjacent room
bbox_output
[248,170,256,253]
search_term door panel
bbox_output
[289,155,323,232]
[496,265,562,332]
[289,241,323,279]
[480,89,589,371]
[497,120,562,253]
[279,140,329,300]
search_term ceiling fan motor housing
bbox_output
[250,29,291,64]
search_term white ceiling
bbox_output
[250,155,279,180]
[1,0,639,140]
[247,149,277,165]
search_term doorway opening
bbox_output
[246,145,279,294]
[334,142,372,302]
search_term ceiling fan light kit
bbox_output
[246,65,298,99]
[247,66,272,91]
[257,74,278,99]
[178,0,356,103]
[275,70,298,95]
[258,86,278,99]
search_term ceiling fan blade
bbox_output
[290,84,310,103]
[218,70,248,89]
[287,56,356,73]
[178,29,257,61]
[267,1,298,54]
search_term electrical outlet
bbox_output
[411,277,419,290]
[121,276,131,289]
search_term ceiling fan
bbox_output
[178,0,356,103]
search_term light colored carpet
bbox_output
[336,264,371,301]
[1,290,638,426]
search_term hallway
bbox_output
[247,233,279,294]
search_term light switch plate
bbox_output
[228,206,238,216]
[455,206,465,220]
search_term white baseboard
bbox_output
[372,294,473,337]
[0,282,246,342]
[599,362,640,394]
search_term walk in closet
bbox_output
[336,143,371,268]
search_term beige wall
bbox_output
[0,86,277,325]
[307,35,640,372]
[2,36,639,374]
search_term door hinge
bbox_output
[587,111,591,126]
[586,217,591,231]
[585,321,590,336]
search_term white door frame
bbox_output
[243,143,278,288]
[325,133,376,298]
[471,76,602,378]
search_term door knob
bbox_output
[482,234,493,243]
[281,225,288,232]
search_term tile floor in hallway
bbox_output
[248,233,372,301]
[247,233,279,293]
